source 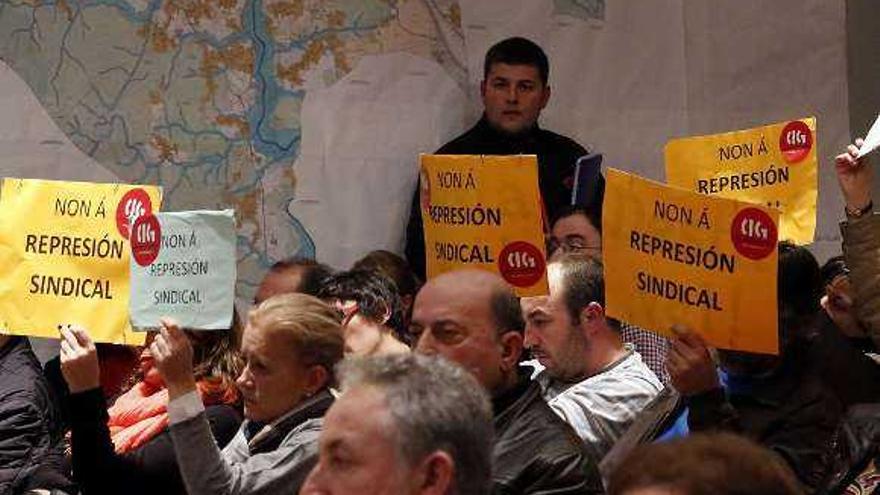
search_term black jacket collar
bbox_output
[471,115,543,152]
[491,368,535,422]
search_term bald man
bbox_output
[410,269,602,494]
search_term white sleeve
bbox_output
[167,389,205,424]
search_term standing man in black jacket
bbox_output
[410,269,603,494]
[405,37,601,279]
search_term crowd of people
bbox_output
[1,36,879,495]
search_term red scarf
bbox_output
[108,365,239,454]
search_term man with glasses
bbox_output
[548,205,603,258]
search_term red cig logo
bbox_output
[116,188,153,239]
[135,219,156,244]
[131,214,161,266]
[498,241,545,288]
[778,121,812,164]
[731,208,777,261]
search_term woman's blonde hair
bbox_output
[249,293,344,376]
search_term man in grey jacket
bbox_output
[150,293,344,495]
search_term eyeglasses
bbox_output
[546,237,601,256]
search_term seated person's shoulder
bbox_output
[273,416,324,450]
[559,373,660,407]
[495,396,600,492]
[1,343,49,402]
[1,337,41,371]
[500,387,585,455]
[0,389,42,416]
[0,389,50,441]
[611,353,665,391]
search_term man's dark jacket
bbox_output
[491,372,603,494]
[0,337,73,493]
[405,117,597,279]
[686,341,843,491]
[817,403,880,494]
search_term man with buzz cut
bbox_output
[521,254,662,461]
[405,36,603,279]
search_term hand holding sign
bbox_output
[59,324,99,393]
[666,325,720,397]
[820,287,864,338]
[857,114,880,159]
[835,138,873,214]
[151,317,196,400]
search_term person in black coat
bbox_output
[405,37,602,279]
[0,335,74,494]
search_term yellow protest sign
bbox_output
[603,168,779,354]
[0,178,162,344]
[420,155,549,296]
[665,117,817,244]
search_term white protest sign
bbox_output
[129,210,236,330]
[857,113,880,159]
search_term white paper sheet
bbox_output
[857,113,880,158]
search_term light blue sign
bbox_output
[130,210,236,330]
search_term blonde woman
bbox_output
[147,293,344,495]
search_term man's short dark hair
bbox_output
[269,257,334,296]
[551,254,620,330]
[352,249,422,298]
[484,37,550,85]
[490,285,525,336]
[551,204,603,235]
[820,255,847,286]
[317,269,408,343]
[552,254,604,321]
[777,241,823,348]
[779,241,822,322]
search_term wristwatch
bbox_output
[845,200,873,218]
